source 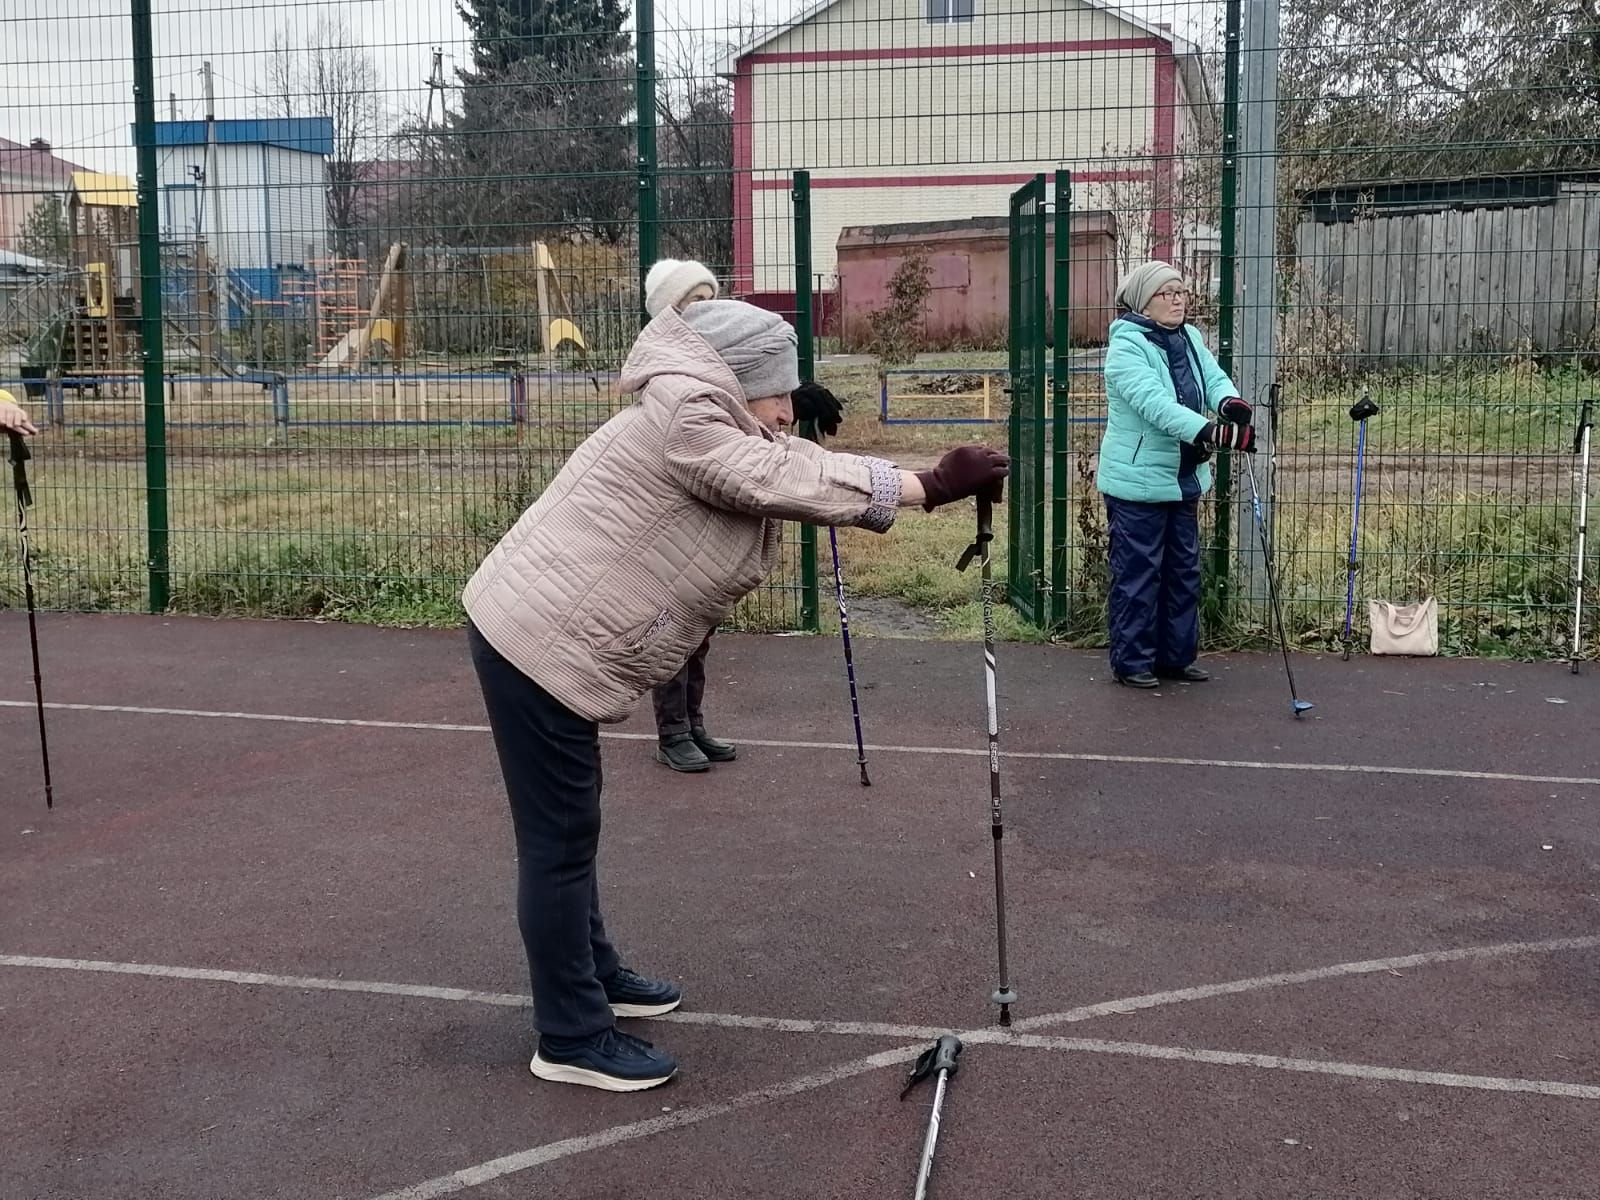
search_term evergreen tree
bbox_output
[456,0,630,77]
[18,197,71,263]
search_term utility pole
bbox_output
[1235,0,1281,605]
[169,92,178,122]
[424,47,446,129]
[201,60,228,331]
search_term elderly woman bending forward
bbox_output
[463,298,1007,1092]
[1096,262,1255,689]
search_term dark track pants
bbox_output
[652,635,712,737]
[1104,495,1202,677]
[469,622,620,1039]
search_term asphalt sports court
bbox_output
[2,612,1597,1199]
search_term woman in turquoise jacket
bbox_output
[1096,262,1255,688]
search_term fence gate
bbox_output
[1007,175,1049,625]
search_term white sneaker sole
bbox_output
[530,1053,676,1092]
[609,997,683,1018]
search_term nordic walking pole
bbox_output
[827,525,871,786]
[901,1035,964,1200]
[1342,392,1380,661]
[1241,452,1313,717]
[8,430,54,809]
[1572,397,1594,675]
[956,491,1017,1025]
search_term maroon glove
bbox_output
[1217,397,1253,426]
[1197,421,1256,452]
[916,445,1010,511]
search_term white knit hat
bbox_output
[645,259,720,318]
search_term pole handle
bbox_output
[900,1035,964,1099]
[955,494,997,573]
[8,430,32,508]
[1576,398,1595,455]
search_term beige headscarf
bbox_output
[1115,261,1183,314]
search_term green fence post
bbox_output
[793,171,820,632]
[1051,170,1073,629]
[1209,0,1242,620]
[131,0,169,612]
[635,0,659,320]
[1007,193,1023,590]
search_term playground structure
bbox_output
[3,232,615,426]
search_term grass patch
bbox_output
[3,359,1592,659]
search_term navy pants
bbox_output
[1104,495,1202,677]
[469,622,621,1039]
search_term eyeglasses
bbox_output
[1152,288,1192,302]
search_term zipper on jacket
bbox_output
[1130,434,1144,464]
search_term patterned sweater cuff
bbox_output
[857,457,901,533]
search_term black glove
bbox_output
[1217,397,1252,426]
[791,381,843,438]
[1197,422,1255,453]
[915,445,1010,511]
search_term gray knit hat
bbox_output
[1115,261,1184,314]
[680,300,800,400]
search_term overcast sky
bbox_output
[2,0,1216,177]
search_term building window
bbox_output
[926,0,975,23]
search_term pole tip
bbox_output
[1293,700,1315,716]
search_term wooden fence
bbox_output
[1293,184,1600,366]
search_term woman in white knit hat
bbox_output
[641,260,846,772]
[463,289,1008,1092]
[642,259,738,771]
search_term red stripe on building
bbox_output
[1152,48,1178,262]
[732,61,754,293]
[745,37,1165,66]
[750,170,1148,191]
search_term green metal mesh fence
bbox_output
[1,0,1596,658]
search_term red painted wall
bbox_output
[835,214,1121,351]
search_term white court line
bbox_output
[0,955,944,1042]
[4,698,1597,787]
[364,1046,927,1200]
[8,936,1600,1200]
[1002,1032,1600,1101]
[364,931,1600,1200]
[1011,933,1600,1033]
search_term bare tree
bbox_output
[1281,0,1600,183]
[264,18,387,254]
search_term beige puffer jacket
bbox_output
[463,308,902,722]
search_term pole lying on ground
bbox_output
[1572,397,1594,675]
[1240,453,1313,717]
[902,1035,964,1200]
[1342,392,1380,661]
[956,494,1017,1025]
[8,430,54,809]
[827,526,871,786]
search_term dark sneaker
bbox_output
[531,1027,678,1092]
[690,725,738,763]
[1156,664,1210,682]
[1115,671,1160,689]
[604,966,683,1018]
[655,733,711,773]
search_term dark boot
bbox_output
[1156,664,1210,682]
[691,725,737,763]
[1115,671,1161,689]
[655,733,710,773]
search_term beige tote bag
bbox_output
[1368,598,1439,656]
